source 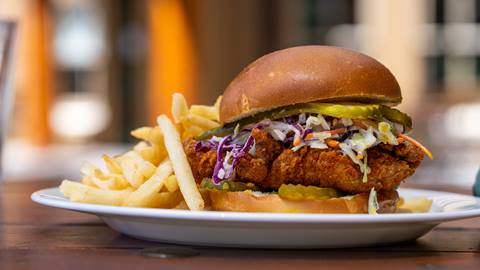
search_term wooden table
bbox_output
[1,180,479,270]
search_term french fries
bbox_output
[80,162,129,190]
[147,190,183,208]
[186,114,220,130]
[164,175,179,192]
[131,127,167,165]
[102,155,122,174]
[398,197,433,213]
[119,151,157,188]
[60,93,220,210]
[124,159,173,207]
[181,124,204,141]
[134,142,161,165]
[131,126,164,145]
[172,93,189,124]
[81,176,96,187]
[60,180,131,206]
[190,105,219,122]
[157,115,205,210]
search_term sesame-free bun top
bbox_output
[220,46,402,124]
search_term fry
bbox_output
[108,175,130,190]
[190,105,219,121]
[124,159,173,207]
[172,93,189,124]
[130,127,151,141]
[398,197,432,213]
[119,151,156,188]
[119,156,143,188]
[181,124,205,140]
[81,176,96,187]
[131,126,164,145]
[148,126,164,145]
[136,146,158,165]
[174,200,189,210]
[102,155,123,174]
[164,175,179,192]
[157,115,204,210]
[123,151,156,176]
[186,113,220,130]
[60,180,131,206]
[153,144,168,163]
[134,142,160,165]
[133,140,167,165]
[80,162,129,190]
[148,190,183,208]
[93,174,130,190]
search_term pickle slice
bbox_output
[200,178,260,192]
[196,126,235,140]
[278,184,341,200]
[381,106,412,129]
[197,103,412,140]
[287,103,384,120]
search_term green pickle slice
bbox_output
[278,184,341,200]
[286,103,384,120]
[380,106,412,128]
[197,102,412,140]
[200,178,260,192]
[201,179,342,201]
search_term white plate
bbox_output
[31,187,480,248]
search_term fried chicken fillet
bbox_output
[184,128,424,194]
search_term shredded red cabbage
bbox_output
[194,140,217,151]
[210,131,256,184]
[212,135,232,183]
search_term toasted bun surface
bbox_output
[203,189,399,214]
[220,46,402,124]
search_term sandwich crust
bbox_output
[220,46,402,124]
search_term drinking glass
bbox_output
[0,21,17,181]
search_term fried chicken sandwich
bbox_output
[185,46,432,214]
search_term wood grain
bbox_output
[1,180,480,270]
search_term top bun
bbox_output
[220,46,402,124]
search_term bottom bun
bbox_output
[203,189,399,214]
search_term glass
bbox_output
[0,21,17,181]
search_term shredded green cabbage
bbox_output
[378,122,398,145]
[362,152,370,183]
[368,188,379,215]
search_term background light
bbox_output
[444,103,480,140]
[49,93,111,140]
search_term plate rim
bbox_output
[31,187,480,224]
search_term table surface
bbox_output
[1,180,480,270]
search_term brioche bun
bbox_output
[203,189,399,214]
[220,46,401,124]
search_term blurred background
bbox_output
[0,0,479,187]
